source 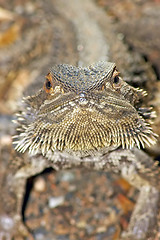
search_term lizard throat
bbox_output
[13,102,157,158]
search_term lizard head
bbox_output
[14,61,157,157]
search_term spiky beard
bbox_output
[13,91,157,158]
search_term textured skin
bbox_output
[11,61,160,240]
[0,0,159,239]
[14,62,157,158]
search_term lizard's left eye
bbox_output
[112,73,122,89]
[113,75,119,84]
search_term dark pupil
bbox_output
[46,80,51,89]
[114,75,119,84]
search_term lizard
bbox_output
[1,60,159,240]
[0,0,160,239]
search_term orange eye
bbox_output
[45,79,52,90]
[113,75,119,84]
[43,73,53,93]
[112,71,122,89]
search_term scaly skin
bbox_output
[12,61,159,240]
[0,0,159,239]
[14,61,157,157]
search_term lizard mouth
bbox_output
[13,94,157,158]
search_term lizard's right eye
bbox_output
[46,80,52,89]
[43,73,53,93]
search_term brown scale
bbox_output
[14,61,157,157]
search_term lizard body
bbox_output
[0,0,160,239]
[14,61,156,158]
[12,61,159,240]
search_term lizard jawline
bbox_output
[14,106,157,158]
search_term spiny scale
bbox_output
[51,61,115,93]
[13,61,158,158]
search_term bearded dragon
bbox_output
[0,0,160,239]
[4,61,157,240]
